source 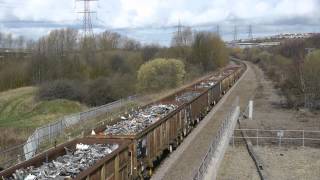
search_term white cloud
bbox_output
[0,0,319,40]
[107,0,319,27]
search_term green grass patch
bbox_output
[0,87,87,128]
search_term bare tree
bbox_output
[0,32,4,48]
[121,37,141,51]
[171,27,193,47]
[16,36,25,50]
[63,29,78,53]
[5,33,13,48]
[97,31,122,50]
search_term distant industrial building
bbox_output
[226,42,281,49]
[0,48,31,58]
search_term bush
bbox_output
[84,77,116,106]
[37,78,124,107]
[137,58,186,92]
[37,79,84,102]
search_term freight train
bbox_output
[0,61,246,180]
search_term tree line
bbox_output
[0,27,228,106]
[238,34,320,109]
[0,32,32,49]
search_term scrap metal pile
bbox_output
[223,69,234,76]
[196,81,216,89]
[175,92,201,103]
[104,104,177,136]
[7,143,118,180]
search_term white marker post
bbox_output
[249,100,253,120]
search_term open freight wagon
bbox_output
[0,63,246,180]
[92,64,244,179]
[0,138,131,180]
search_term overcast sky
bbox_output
[0,0,319,42]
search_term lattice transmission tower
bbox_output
[76,0,98,38]
[248,25,253,40]
[233,25,238,42]
[177,20,183,45]
[216,25,220,37]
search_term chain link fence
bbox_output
[193,98,240,180]
[0,95,138,169]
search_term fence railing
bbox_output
[232,129,320,148]
[0,95,138,168]
[193,98,240,180]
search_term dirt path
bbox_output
[152,61,259,180]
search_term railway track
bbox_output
[0,61,246,180]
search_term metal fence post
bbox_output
[37,130,40,147]
[49,124,52,143]
[256,129,259,147]
[232,131,234,148]
[279,135,282,147]
[302,130,305,148]
[60,119,63,135]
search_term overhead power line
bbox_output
[248,25,253,40]
[233,25,238,41]
[76,0,98,38]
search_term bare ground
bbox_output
[241,63,320,130]
[217,145,260,180]
[218,145,320,180]
[218,62,320,179]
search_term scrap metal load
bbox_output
[196,81,216,89]
[196,73,224,89]
[175,92,201,103]
[104,104,177,135]
[223,70,235,76]
[0,61,246,180]
[7,143,118,180]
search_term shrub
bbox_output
[84,77,116,106]
[137,58,186,92]
[37,79,84,102]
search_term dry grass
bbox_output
[218,145,320,180]
[0,86,87,149]
[0,128,33,150]
[217,145,260,180]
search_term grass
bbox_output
[0,87,87,149]
[0,87,87,128]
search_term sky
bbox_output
[0,0,319,45]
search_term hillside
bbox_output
[0,87,87,148]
